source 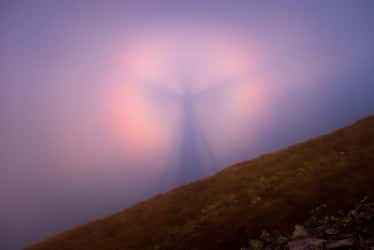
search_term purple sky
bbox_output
[1,1,374,249]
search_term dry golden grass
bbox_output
[27,115,374,250]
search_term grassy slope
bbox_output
[28,116,374,250]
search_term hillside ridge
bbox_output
[28,115,374,250]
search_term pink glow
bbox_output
[105,27,271,167]
[109,83,180,162]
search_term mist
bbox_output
[1,1,374,249]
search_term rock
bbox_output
[311,204,327,215]
[248,239,264,250]
[276,235,289,245]
[360,196,369,204]
[324,227,339,236]
[292,225,309,239]
[259,230,272,243]
[325,238,353,249]
[336,209,345,216]
[355,211,372,222]
[240,197,374,250]
[304,216,319,228]
[288,237,325,250]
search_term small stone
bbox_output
[341,216,353,227]
[311,204,327,216]
[360,196,369,204]
[355,211,372,222]
[324,227,339,235]
[325,238,353,249]
[288,237,325,250]
[339,233,353,239]
[276,235,289,245]
[292,225,309,239]
[304,216,319,228]
[336,209,345,216]
[249,239,264,250]
[259,230,272,243]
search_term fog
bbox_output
[1,1,374,249]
